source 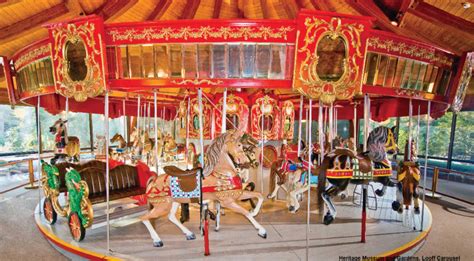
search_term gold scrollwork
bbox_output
[297,17,364,104]
[171,79,223,85]
[52,22,103,102]
[108,25,294,42]
[367,37,453,67]
[15,45,50,70]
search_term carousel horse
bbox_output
[267,143,318,213]
[140,130,266,247]
[392,139,421,214]
[129,128,159,165]
[318,126,398,225]
[162,133,186,162]
[49,119,80,164]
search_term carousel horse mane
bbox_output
[202,132,231,176]
[366,126,392,162]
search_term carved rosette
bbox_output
[251,95,281,140]
[215,94,249,133]
[294,15,368,104]
[281,101,295,140]
[49,18,106,102]
[452,52,473,113]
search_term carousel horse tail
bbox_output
[180,203,190,223]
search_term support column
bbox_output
[447,113,457,169]
[421,101,431,231]
[297,95,304,156]
[305,98,312,261]
[104,91,110,252]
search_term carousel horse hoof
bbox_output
[392,201,401,212]
[288,206,295,212]
[153,241,164,247]
[214,227,220,232]
[267,194,274,199]
[258,231,267,239]
[323,214,334,225]
[208,211,216,221]
[186,233,196,240]
[414,207,420,215]
[340,193,347,200]
[375,189,385,197]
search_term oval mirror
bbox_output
[65,39,87,81]
[316,35,346,82]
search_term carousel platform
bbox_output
[35,184,432,260]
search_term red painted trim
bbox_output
[1,56,16,104]
[10,38,50,68]
[109,78,292,90]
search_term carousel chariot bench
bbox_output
[41,160,146,241]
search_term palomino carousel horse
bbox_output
[318,126,398,225]
[392,139,421,214]
[162,133,186,162]
[49,119,80,164]
[110,133,135,162]
[140,130,266,247]
[129,128,158,165]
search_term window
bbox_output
[0,105,38,153]
[452,111,474,161]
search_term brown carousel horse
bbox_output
[392,139,421,214]
[49,119,80,164]
[129,128,159,165]
[162,133,186,162]
[318,126,398,225]
[140,129,266,247]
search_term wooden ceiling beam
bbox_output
[281,0,297,19]
[213,0,223,18]
[179,0,201,19]
[346,0,459,55]
[259,0,269,19]
[88,0,134,21]
[310,0,335,12]
[147,0,172,20]
[0,2,68,40]
[407,1,474,37]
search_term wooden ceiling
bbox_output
[0,0,473,106]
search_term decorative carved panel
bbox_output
[281,101,295,140]
[451,52,473,113]
[293,11,372,104]
[214,94,249,133]
[251,95,280,140]
[47,16,107,102]
[189,97,212,139]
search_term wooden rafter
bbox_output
[87,0,134,21]
[147,0,172,21]
[407,1,474,37]
[259,0,269,19]
[179,0,201,19]
[281,0,297,19]
[0,2,68,40]
[310,0,335,12]
[346,0,459,54]
[213,0,223,18]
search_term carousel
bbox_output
[3,5,472,260]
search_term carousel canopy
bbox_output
[0,0,472,111]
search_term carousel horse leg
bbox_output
[221,199,267,239]
[239,190,264,217]
[392,182,404,214]
[140,202,171,247]
[168,202,196,240]
[215,202,221,232]
[267,178,280,199]
[413,186,420,214]
[322,186,339,225]
[288,185,308,213]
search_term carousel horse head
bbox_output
[404,139,418,162]
[202,129,256,176]
[367,126,398,162]
[110,133,122,143]
[49,119,68,135]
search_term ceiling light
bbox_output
[462,2,471,9]
[391,20,398,26]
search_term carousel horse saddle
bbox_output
[164,166,202,193]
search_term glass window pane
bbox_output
[169,44,183,78]
[44,59,54,86]
[269,44,286,79]
[212,44,226,78]
[118,46,129,78]
[0,105,38,153]
[409,62,421,89]
[155,45,169,78]
[197,45,211,78]
[142,45,154,78]
[453,111,474,161]
[28,64,38,91]
[285,45,295,80]
[375,55,389,86]
[128,45,143,78]
[427,66,438,93]
[437,70,451,96]
[242,44,255,78]
[401,59,414,88]
[227,44,241,78]
[35,62,44,87]
[384,56,398,87]
[92,114,125,141]
[416,63,427,90]
[393,58,406,87]
[183,45,197,78]
[364,52,378,85]
[256,44,271,78]
[423,64,434,92]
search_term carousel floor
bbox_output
[35,183,432,260]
